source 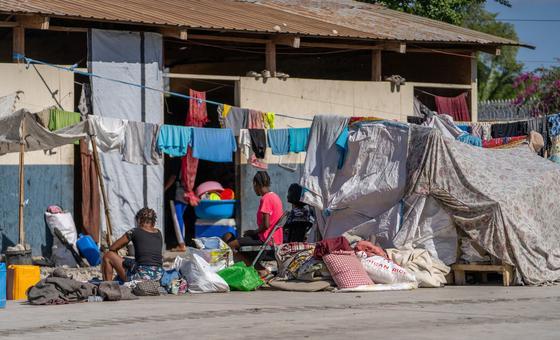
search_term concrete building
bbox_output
[0,0,527,255]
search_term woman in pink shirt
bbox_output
[224,171,284,250]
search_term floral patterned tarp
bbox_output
[404,125,560,285]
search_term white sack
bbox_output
[357,251,416,284]
[45,212,78,267]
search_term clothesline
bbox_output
[14,54,322,123]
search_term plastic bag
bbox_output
[217,262,264,291]
[175,254,229,293]
[193,237,234,270]
[357,251,416,284]
[45,211,78,267]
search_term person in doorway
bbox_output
[223,171,284,250]
[284,183,314,242]
[164,155,187,252]
[102,208,164,282]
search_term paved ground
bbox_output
[2,286,560,339]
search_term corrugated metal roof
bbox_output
[0,0,522,46]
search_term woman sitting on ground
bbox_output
[102,208,164,282]
[223,171,284,250]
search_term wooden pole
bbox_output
[371,50,382,81]
[18,143,25,245]
[90,137,113,247]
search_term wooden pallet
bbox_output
[452,263,514,286]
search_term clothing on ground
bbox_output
[313,236,352,260]
[126,228,163,266]
[122,121,160,165]
[157,125,192,157]
[48,108,81,131]
[192,127,237,162]
[289,127,310,153]
[257,192,284,245]
[249,129,267,159]
[27,275,97,305]
[268,128,290,155]
[434,93,470,121]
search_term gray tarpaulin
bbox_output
[301,117,408,239]
[90,29,164,240]
[0,109,87,155]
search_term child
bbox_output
[284,183,315,242]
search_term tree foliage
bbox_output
[359,0,521,100]
[363,0,511,25]
[513,66,560,115]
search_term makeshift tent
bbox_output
[0,109,87,244]
[300,115,560,285]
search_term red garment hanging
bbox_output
[181,89,209,206]
[435,93,471,121]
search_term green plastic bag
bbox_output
[217,262,264,291]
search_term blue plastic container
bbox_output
[195,225,237,239]
[194,200,236,219]
[0,263,6,308]
[76,234,101,266]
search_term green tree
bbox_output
[462,3,522,100]
[362,0,511,25]
[359,0,522,100]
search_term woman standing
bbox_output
[224,171,284,249]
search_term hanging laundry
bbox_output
[88,115,128,152]
[248,109,264,129]
[457,133,482,147]
[249,129,266,159]
[157,125,192,157]
[239,129,267,169]
[217,104,232,128]
[335,127,349,168]
[263,112,275,129]
[35,108,51,128]
[435,93,470,122]
[268,128,290,155]
[188,89,209,127]
[528,116,549,151]
[528,131,544,154]
[78,83,93,116]
[122,121,161,165]
[491,121,528,138]
[289,127,310,153]
[549,136,560,163]
[548,114,560,137]
[192,128,237,162]
[456,124,471,133]
[80,140,100,243]
[48,108,81,131]
[407,116,424,125]
[220,106,247,136]
[483,135,526,149]
[182,95,209,206]
[348,116,384,126]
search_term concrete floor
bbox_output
[2,286,560,339]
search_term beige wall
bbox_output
[239,77,414,128]
[0,63,75,165]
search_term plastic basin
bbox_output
[195,200,236,219]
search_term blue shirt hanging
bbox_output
[288,127,310,153]
[192,128,237,162]
[268,128,290,155]
[156,125,192,157]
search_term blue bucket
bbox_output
[0,263,6,308]
[194,200,236,219]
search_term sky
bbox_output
[486,0,560,71]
